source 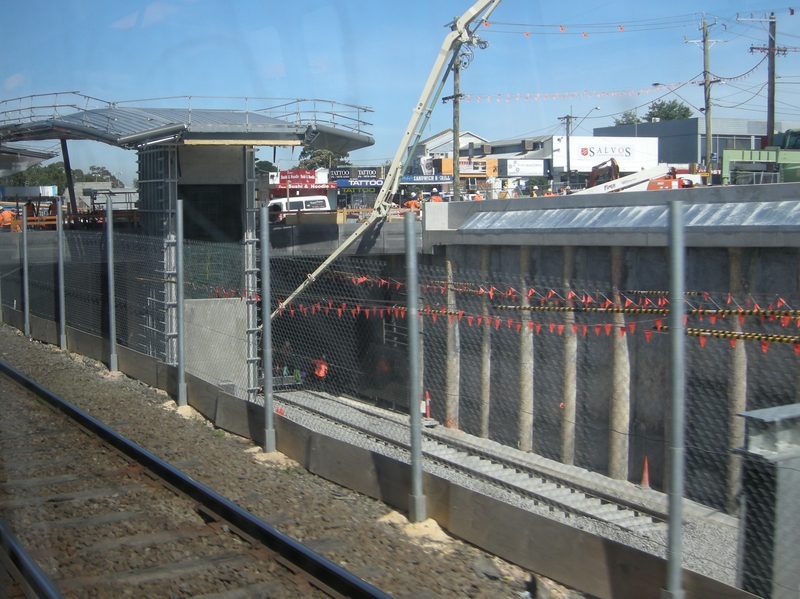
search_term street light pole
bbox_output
[686,18,724,182]
[559,106,600,189]
[443,33,487,201]
[703,18,713,178]
[453,42,463,202]
[563,114,572,188]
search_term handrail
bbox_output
[1,93,374,136]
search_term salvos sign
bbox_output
[579,145,632,158]
[553,136,658,171]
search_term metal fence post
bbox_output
[260,204,275,453]
[610,246,631,481]
[406,211,426,523]
[561,246,577,465]
[57,200,66,349]
[176,198,187,406]
[22,210,30,337]
[106,197,118,372]
[737,405,800,597]
[518,248,534,453]
[479,246,491,438]
[664,200,686,599]
[445,256,460,429]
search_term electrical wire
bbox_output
[710,54,768,82]
[714,82,769,109]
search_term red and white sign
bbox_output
[552,136,658,172]
[272,183,336,190]
[280,170,316,184]
[459,159,487,174]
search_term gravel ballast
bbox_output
[0,324,584,599]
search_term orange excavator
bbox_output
[586,158,620,188]
[577,161,700,195]
[645,167,696,190]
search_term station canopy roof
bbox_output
[0,93,375,154]
[0,144,58,177]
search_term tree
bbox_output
[0,162,69,193]
[297,148,350,170]
[0,161,124,194]
[255,160,278,173]
[643,99,693,122]
[86,165,123,188]
[613,110,642,126]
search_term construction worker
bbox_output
[48,200,59,229]
[403,193,420,209]
[0,207,15,229]
[375,352,393,388]
[311,354,329,390]
[543,188,555,196]
[430,188,443,202]
[472,192,483,201]
[531,185,539,197]
[25,201,38,229]
[277,341,294,377]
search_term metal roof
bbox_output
[0,144,57,177]
[0,93,375,153]
[458,200,800,235]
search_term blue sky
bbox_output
[3,0,798,186]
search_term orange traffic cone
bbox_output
[424,390,431,418]
[276,406,285,416]
[641,456,650,488]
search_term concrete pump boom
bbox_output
[271,0,502,318]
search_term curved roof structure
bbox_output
[0,93,375,154]
[0,144,57,177]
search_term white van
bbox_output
[268,195,333,213]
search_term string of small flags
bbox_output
[186,273,799,351]
[188,275,794,314]
[268,300,800,352]
[463,65,761,104]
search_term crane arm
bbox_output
[571,165,674,195]
[272,0,502,318]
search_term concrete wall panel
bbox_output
[186,373,220,424]
[179,146,244,185]
[117,345,160,389]
[29,313,57,346]
[0,306,21,328]
[185,298,248,394]
[66,325,107,363]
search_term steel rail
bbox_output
[276,392,669,524]
[0,360,394,599]
[0,518,65,599]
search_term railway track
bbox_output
[274,391,668,537]
[0,361,393,599]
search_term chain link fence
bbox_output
[182,239,251,398]
[1,223,799,597]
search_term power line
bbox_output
[490,13,700,28]
[482,8,784,39]
[714,82,770,109]
[710,54,768,82]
